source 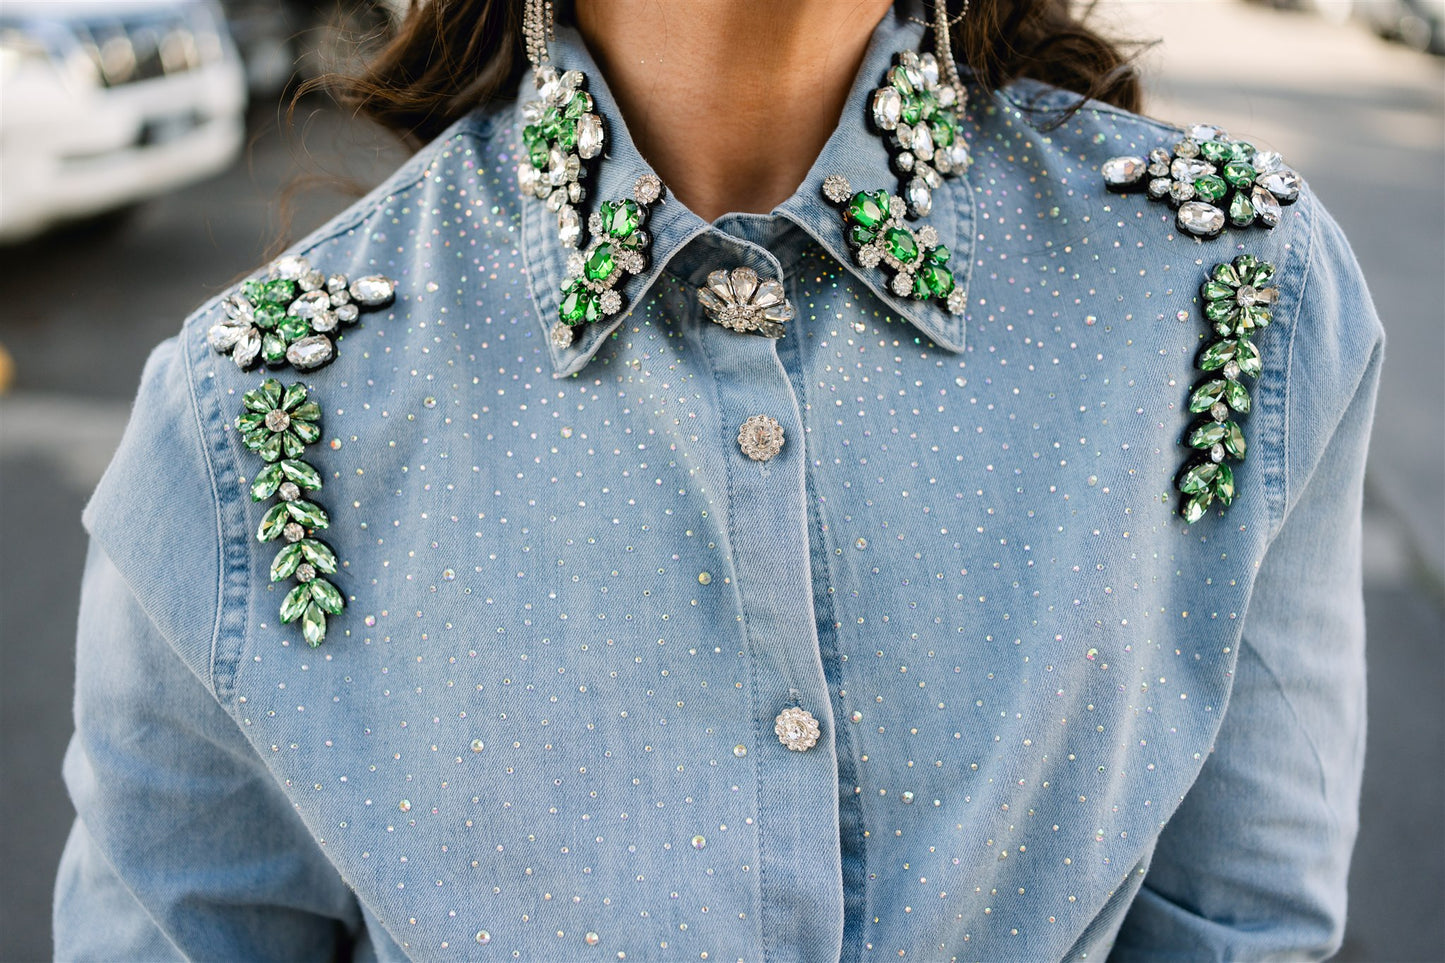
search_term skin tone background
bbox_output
[577,0,894,220]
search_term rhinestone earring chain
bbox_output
[523,0,553,68]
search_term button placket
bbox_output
[689,242,843,957]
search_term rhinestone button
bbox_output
[774,706,820,752]
[738,415,784,461]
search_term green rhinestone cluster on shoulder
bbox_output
[822,173,965,314]
[869,49,970,219]
[236,379,344,646]
[207,254,395,372]
[550,174,663,349]
[1176,254,1278,523]
[518,65,607,250]
[1102,123,1301,240]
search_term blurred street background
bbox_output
[1,0,1441,959]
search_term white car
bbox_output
[0,0,246,241]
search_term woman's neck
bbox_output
[576,0,893,222]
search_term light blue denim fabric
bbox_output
[55,6,1383,961]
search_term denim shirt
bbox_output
[54,7,1383,961]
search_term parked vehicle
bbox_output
[0,0,247,242]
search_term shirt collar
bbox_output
[516,5,975,378]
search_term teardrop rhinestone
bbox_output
[557,205,581,247]
[288,289,329,320]
[1258,168,1302,203]
[208,322,248,352]
[753,279,785,308]
[1101,155,1148,188]
[910,123,935,162]
[271,254,310,280]
[1177,201,1226,238]
[1251,149,1283,173]
[577,113,604,159]
[1251,186,1282,228]
[1188,123,1227,143]
[917,52,940,87]
[349,275,396,306]
[906,178,933,217]
[872,86,902,130]
[729,267,759,302]
[285,335,335,370]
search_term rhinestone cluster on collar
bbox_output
[1102,123,1302,239]
[518,66,607,250]
[550,174,664,348]
[823,173,965,314]
[870,49,970,218]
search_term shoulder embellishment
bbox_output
[1102,124,1302,239]
[1176,254,1277,523]
[236,379,345,646]
[207,255,395,372]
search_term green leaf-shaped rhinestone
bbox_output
[550,175,664,351]
[1174,254,1274,523]
[236,379,346,646]
[236,380,323,464]
[821,174,967,315]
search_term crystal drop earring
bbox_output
[517,0,608,249]
[869,0,972,219]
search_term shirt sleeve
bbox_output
[1109,199,1385,961]
[52,338,362,960]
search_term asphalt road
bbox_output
[2,3,1441,960]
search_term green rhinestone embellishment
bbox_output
[208,254,395,372]
[821,174,966,314]
[549,174,663,350]
[235,378,345,646]
[1175,254,1278,523]
[1101,123,1301,239]
[517,65,607,249]
[869,48,970,218]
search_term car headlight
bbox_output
[0,24,99,89]
[0,27,50,81]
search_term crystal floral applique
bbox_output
[236,379,345,645]
[1103,124,1302,240]
[550,174,663,348]
[697,267,795,338]
[1176,254,1278,523]
[518,65,607,249]
[869,49,970,218]
[822,173,965,314]
[207,255,395,372]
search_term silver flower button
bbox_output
[738,415,784,462]
[697,266,794,338]
[774,706,820,752]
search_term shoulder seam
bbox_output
[1274,191,1321,538]
[181,322,229,695]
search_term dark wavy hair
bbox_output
[320,0,1142,149]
